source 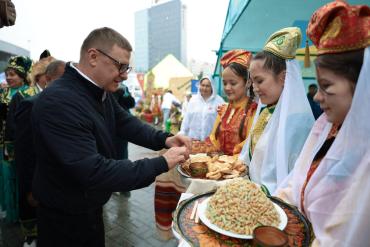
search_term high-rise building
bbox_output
[135,0,187,72]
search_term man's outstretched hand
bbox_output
[164,134,191,169]
[165,134,191,150]
[163,146,188,169]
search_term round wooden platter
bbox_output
[172,191,312,247]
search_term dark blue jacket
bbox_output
[15,95,38,193]
[31,63,169,214]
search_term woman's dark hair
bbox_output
[216,62,256,141]
[227,62,249,81]
[253,50,286,77]
[315,49,364,84]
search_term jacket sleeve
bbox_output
[5,92,23,143]
[14,98,36,192]
[33,95,169,192]
[112,96,171,150]
[4,92,23,160]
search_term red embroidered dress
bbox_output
[208,97,257,155]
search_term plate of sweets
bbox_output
[177,143,247,180]
[178,140,247,180]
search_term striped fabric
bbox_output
[154,168,188,240]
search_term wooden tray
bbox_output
[173,191,312,247]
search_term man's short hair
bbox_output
[45,60,65,78]
[80,27,132,56]
[308,84,318,89]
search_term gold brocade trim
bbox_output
[264,47,295,60]
[0,88,13,105]
[0,86,29,104]
[320,16,342,43]
[263,27,301,59]
[218,104,228,120]
[230,97,248,108]
[225,98,247,124]
[218,97,248,121]
[214,96,251,155]
[226,108,235,124]
[19,86,39,98]
[8,63,27,74]
[249,105,276,155]
[317,39,370,54]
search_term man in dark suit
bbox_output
[14,60,65,247]
[31,27,190,247]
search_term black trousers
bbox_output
[37,205,105,247]
[19,188,37,237]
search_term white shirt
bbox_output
[70,63,107,101]
[161,92,180,110]
[36,83,43,92]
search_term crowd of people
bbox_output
[155,1,370,246]
[0,1,369,247]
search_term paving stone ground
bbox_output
[0,143,178,247]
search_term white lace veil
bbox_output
[276,47,370,246]
[240,59,315,193]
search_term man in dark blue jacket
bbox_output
[15,59,66,247]
[31,27,190,247]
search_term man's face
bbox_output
[93,44,131,92]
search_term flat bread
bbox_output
[218,155,237,164]
[190,154,211,163]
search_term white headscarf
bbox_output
[276,47,370,246]
[240,59,315,193]
[179,76,224,141]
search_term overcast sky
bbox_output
[0,0,229,65]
